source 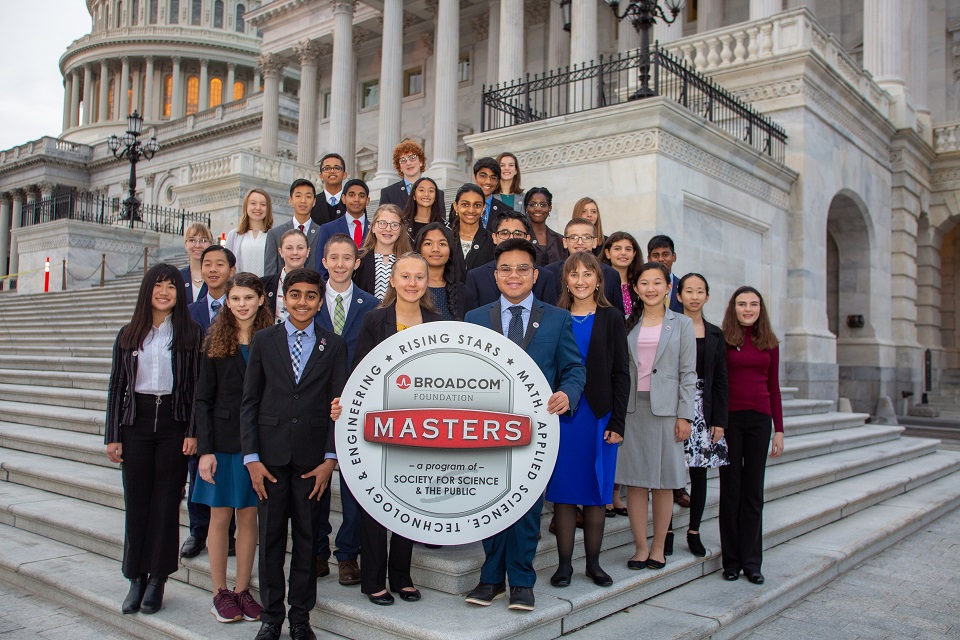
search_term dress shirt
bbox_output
[275,269,289,324]
[325,282,354,320]
[323,189,343,206]
[293,217,313,234]
[498,293,534,339]
[206,293,227,323]
[403,179,413,194]
[134,316,174,395]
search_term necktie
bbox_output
[330,196,337,206]
[298,224,305,233]
[406,183,411,194]
[333,294,345,335]
[353,219,362,247]
[483,201,491,228]
[507,306,524,346]
[210,300,221,319]
[291,330,307,382]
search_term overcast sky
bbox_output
[0,2,92,151]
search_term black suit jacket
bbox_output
[261,273,282,316]
[464,261,559,310]
[462,227,495,272]
[702,320,729,429]
[582,306,631,437]
[379,179,447,213]
[545,259,625,315]
[310,195,346,227]
[353,305,445,373]
[240,322,348,467]
[195,350,248,455]
[351,251,383,298]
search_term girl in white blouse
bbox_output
[226,189,273,277]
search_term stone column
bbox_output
[908,0,930,125]
[697,0,724,32]
[547,0,569,71]
[253,68,261,93]
[62,75,72,132]
[70,68,81,128]
[199,59,210,111]
[119,57,131,118]
[570,0,598,67]
[487,1,501,86]
[863,0,909,126]
[0,194,11,279]
[428,0,464,186]
[226,63,236,102]
[295,40,323,166]
[653,15,684,45]
[171,56,183,119]
[498,0,524,84]
[258,53,284,157]
[143,56,155,120]
[9,191,22,281]
[749,0,781,20]
[98,60,110,122]
[372,0,404,185]
[330,0,356,173]
[82,64,93,125]
[131,64,141,115]
[619,20,641,54]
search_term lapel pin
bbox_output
[474,244,480,250]
[532,322,540,329]
[665,325,672,330]
[357,298,363,304]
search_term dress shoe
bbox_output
[746,571,765,585]
[664,531,674,556]
[687,531,707,557]
[464,582,506,606]
[613,507,628,516]
[121,575,147,614]
[627,558,648,570]
[645,557,666,570]
[673,488,691,508]
[549,565,573,587]
[722,569,740,581]
[315,557,330,578]
[139,576,167,614]
[338,559,361,586]
[254,621,282,640]
[289,621,318,640]
[367,591,395,606]
[394,587,421,602]
[586,568,613,587]
[508,586,535,611]
[179,535,205,558]
[605,507,616,518]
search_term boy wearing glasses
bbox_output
[264,179,323,277]
[464,238,585,612]
[378,140,447,213]
[544,218,624,314]
[310,152,348,226]
[314,179,371,277]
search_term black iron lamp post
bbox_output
[107,111,160,228]
[604,0,683,100]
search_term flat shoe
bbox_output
[645,558,666,570]
[367,591,394,605]
[722,570,740,581]
[586,568,613,587]
[394,588,421,602]
[627,558,648,570]
[605,508,616,518]
[549,567,572,587]
[746,572,765,585]
[613,507,628,516]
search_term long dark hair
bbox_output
[450,183,485,235]
[624,262,671,332]
[556,252,611,311]
[120,263,199,351]
[722,285,779,350]
[415,222,465,319]
[204,273,275,358]
[601,231,643,284]
[401,177,446,235]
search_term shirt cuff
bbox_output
[243,453,261,465]
[325,452,338,460]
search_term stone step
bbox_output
[0,345,112,358]
[0,334,118,347]
[0,319,128,332]
[780,386,799,401]
[0,354,112,374]
[0,400,104,435]
[0,383,107,411]
[0,368,109,390]
[782,411,869,436]
[781,398,834,417]
[0,296,138,313]
[0,422,115,468]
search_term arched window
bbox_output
[131,0,139,25]
[191,0,201,25]
[162,73,173,117]
[233,80,245,101]
[149,0,158,24]
[116,0,123,28]
[235,3,245,32]
[185,75,199,114]
[169,0,179,24]
[214,0,223,28]
[209,77,223,107]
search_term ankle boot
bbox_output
[121,575,147,614]
[140,576,167,614]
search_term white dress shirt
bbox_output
[134,316,174,395]
[325,281,354,321]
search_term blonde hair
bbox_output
[360,204,412,259]
[572,197,604,242]
[184,222,212,241]
[379,252,436,312]
[237,188,274,234]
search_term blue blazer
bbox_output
[465,298,585,413]
[314,214,371,277]
[180,266,208,304]
[188,296,216,334]
[465,261,559,311]
[315,286,378,368]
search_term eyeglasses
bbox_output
[527,202,550,209]
[397,155,419,164]
[564,234,596,244]
[186,238,211,245]
[494,229,528,239]
[321,165,344,172]
[375,220,402,230]
[496,264,533,276]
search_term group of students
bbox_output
[104,140,784,640]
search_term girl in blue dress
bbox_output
[546,252,631,588]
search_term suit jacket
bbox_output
[353,305,446,373]
[179,266,208,303]
[314,214,371,277]
[668,273,684,313]
[701,319,729,429]
[195,349,248,455]
[310,194,346,227]
[465,298,585,413]
[261,273,282,316]
[379,179,447,214]
[462,227,496,272]
[532,227,566,266]
[465,260,559,310]
[545,259,625,315]
[264,219,321,277]
[316,286,379,368]
[582,306,631,437]
[188,296,218,334]
[240,321,347,467]
[351,251,383,298]
[626,309,697,421]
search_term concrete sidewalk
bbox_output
[0,581,125,640]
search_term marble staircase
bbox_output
[0,277,958,639]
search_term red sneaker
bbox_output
[211,588,243,623]
[235,588,263,622]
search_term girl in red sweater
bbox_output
[719,286,784,585]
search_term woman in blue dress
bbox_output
[546,252,631,588]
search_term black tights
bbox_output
[554,504,605,573]
[668,468,708,532]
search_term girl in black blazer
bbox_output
[105,264,202,615]
[353,253,445,606]
[415,222,475,320]
[676,273,729,557]
[353,204,413,300]
[193,273,274,623]
[401,177,448,240]
[450,184,495,271]
[545,252,630,588]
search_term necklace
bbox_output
[571,312,595,324]
[192,277,203,284]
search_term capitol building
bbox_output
[0,0,959,416]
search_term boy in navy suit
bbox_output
[314,179,370,276]
[464,239,585,612]
[241,269,347,640]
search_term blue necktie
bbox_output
[507,306,524,346]
[292,330,307,382]
[330,196,337,206]
[210,300,221,320]
[406,183,411,194]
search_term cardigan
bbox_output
[700,320,729,429]
[581,305,631,437]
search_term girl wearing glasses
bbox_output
[525,187,565,266]
[181,223,214,302]
[571,197,606,257]
[450,183,495,271]
[414,223,473,320]
[353,204,413,300]
[401,177,447,239]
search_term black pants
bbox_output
[120,394,189,580]
[258,463,322,625]
[358,507,414,595]
[718,410,772,573]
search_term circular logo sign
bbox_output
[335,321,559,545]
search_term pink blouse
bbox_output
[636,323,661,391]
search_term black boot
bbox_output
[140,576,167,614]
[121,575,147,614]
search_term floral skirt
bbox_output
[684,380,730,468]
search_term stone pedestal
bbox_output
[10,220,160,295]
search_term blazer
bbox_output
[465,260,559,310]
[316,286,379,367]
[545,259,625,315]
[179,266,208,303]
[261,273,282,316]
[240,321,348,468]
[314,214,371,277]
[701,319,729,429]
[668,273,684,313]
[353,305,446,373]
[188,296,217,334]
[582,306,631,437]
[532,226,566,266]
[379,179,447,214]
[264,219,321,277]
[104,323,203,443]
[310,194,346,227]
[195,349,248,455]
[438,281,475,321]
[461,227,496,272]
[465,298,585,413]
[351,250,387,298]
[625,309,697,421]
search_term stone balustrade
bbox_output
[67,24,260,54]
[934,120,960,154]
[0,137,92,167]
[180,149,313,187]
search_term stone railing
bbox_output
[65,24,261,55]
[661,7,890,118]
[180,149,314,186]
[0,137,93,168]
[934,121,960,154]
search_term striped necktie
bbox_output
[333,294,345,335]
[291,330,307,382]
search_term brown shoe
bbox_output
[338,559,361,586]
[315,557,330,578]
[673,488,691,508]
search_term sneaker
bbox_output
[508,586,535,611]
[235,589,263,622]
[211,588,243,623]
[464,582,506,606]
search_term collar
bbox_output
[284,318,316,338]
[324,189,343,202]
[499,292,535,313]
[327,281,354,304]
[206,293,226,306]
